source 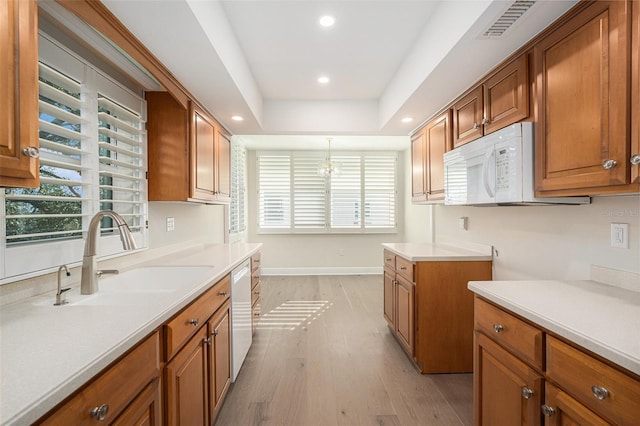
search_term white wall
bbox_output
[433,195,640,280]
[148,202,226,248]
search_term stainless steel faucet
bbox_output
[81,210,137,295]
[54,265,71,306]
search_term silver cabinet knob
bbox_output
[203,337,212,345]
[591,385,609,400]
[218,291,228,296]
[472,123,479,130]
[22,147,40,158]
[521,387,534,399]
[631,154,640,165]
[541,405,555,417]
[493,324,504,333]
[482,118,490,125]
[90,403,109,421]
[602,159,618,170]
[212,329,219,336]
[188,318,199,326]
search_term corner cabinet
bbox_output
[146,92,231,203]
[0,0,39,188]
[452,54,529,148]
[534,0,639,196]
[383,250,492,373]
[411,110,452,203]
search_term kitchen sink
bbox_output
[97,266,215,293]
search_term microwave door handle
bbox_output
[482,149,495,198]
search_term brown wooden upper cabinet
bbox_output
[411,110,452,203]
[146,92,231,203]
[534,0,638,196]
[0,0,39,188]
[452,54,529,148]
[631,0,639,185]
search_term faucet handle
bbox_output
[97,269,119,277]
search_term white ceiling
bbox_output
[101,0,578,149]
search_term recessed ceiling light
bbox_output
[231,115,244,121]
[317,76,330,84]
[401,117,414,123]
[319,15,335,28]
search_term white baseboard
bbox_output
[262,266,383,276]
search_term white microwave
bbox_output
[443,122,590,206]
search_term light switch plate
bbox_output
[610,223,628,248]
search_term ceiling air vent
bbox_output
[482,0,536,38]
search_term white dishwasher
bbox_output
[230,259,252,382]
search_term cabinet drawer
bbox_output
[475,297,543,369]
[251,280,261,306]
[251,253,261,274]
[252,298,261,334]
[546,336,640,425]
[41,332,160,425]
[395,256,414,282]
[383,250,395,270]
[165,274,230,360]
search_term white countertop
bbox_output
[0,242,261,425]
[468,279,640,376]
[382,242,493,262]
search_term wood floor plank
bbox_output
[215,275,472,426]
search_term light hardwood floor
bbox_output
[216,275,473,426]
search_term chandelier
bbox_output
[318,138,342,177]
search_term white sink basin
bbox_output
[98,266,214,293]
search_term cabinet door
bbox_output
[190,103,216,201]
[542,383,609,426]
[215,130,231,199]
[0,0,39,188]
[632,0,639,184]
[534,0,630,193]
[411,130,427,201]
[112,378,162,426]
[209,302,231,419]
[483,55,529,135]
[452,86,483,148]
[425,110,452,200]
[165,327,209,426]
[474,333,542,426]
[395,275,415,356]
[383,269,395,327]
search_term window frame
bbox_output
[256,150,397,235]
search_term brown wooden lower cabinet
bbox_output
[542,383,609,426]
[474,332,543,426]
[165,327,210,425]
[383,250,492,373]
[474,296,640,426]
[209,300,231,420]
[38,332,161,425]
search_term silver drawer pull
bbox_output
[399,266,407,270]
[493,324,504,333]
[90,403,109,421]
[602,159,617,170]
[188,318,199,327]
[521,387,534,399]
[204,337,211,345]
[591,385,609,400]
[218,291,228,296]
[541,405,555,417]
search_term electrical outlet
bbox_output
[166,217,175,232]
[610,223,628,248]
[339,249,345,256]
[459,216,468,230]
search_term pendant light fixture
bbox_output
[318,138,342,177]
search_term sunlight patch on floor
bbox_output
[257,300,333,331]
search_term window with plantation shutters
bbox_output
[257,151,397,234]
[230,140,246,235]
[1,34,148,281]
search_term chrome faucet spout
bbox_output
[54,265,71,306]
[81,210,136,295]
